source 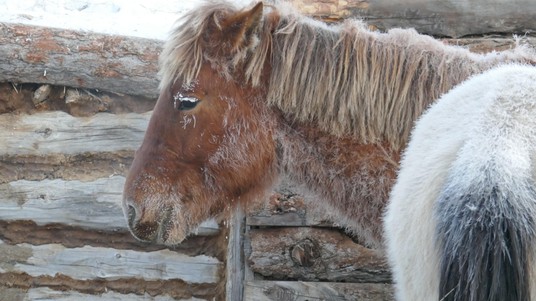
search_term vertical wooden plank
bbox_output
[225,207,246,300]
[243,224,255,283]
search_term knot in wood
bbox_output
[35,127,52,138]
[290,238,319,267]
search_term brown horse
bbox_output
[122,0,535,249]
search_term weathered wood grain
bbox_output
[363,0,536,38]
[0,23,161,97]
[0,272,220,300]
[0,176,219,236]
[0,176,127,229]
[0,151,134,183]
[244,280,394,301]
[0,82,156,117]
[288,0,369,21]
[0,109,152,183]
[290,0,536,38]
[248,227,390,283]
[0,220,223,258]
[0,287,206,301]
[444,36,536,54]
[0,240,221,284]
[0,111,149,156]
[225,207,246,301]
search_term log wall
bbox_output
[0,88,224,300]
[240,194,394,300]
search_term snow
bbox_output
[0,0,253,41]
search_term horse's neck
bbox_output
[265,20,518,149]
[275,120,399,248]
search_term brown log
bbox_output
[288,0,369,22]
[0,83,156,117]
[290,0,536,38]
[0,23,162,97]
[247,227,390,283]
[0,274,218,300]
[244,280,394,301]
[444,36,536,54]
[0,288,196,301]
[0,220,222,257]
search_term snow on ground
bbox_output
[0,0,253,40]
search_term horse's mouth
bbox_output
[155,207,193,246]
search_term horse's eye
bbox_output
[173,93,200,111]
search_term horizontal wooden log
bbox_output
[0,110,148,183]
[248,227,390,283]
[0,271,219,300]
[0,111,149,156]
[0,240,221,284]
[0,82,156,117]
[288,0,368,21]
[0,220,223,259]
[244,280,394,301]
[0,176,127,229]
[0,151,133,183]
[290,0,536,38]
[0,287,206,301]
[0,176,219,236]
[444,36,536,54]
[0,23,162,97]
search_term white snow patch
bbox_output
[0,0,254,40]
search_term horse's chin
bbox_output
[162,216,220,246]
[159,236,187,247]
[156,211,192,246]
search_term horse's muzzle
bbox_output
[123,198,171,244]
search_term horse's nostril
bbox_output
[127,204,137,228]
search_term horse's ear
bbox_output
[215,2,264,52]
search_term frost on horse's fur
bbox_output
[385,64,536,301]
[123,0,536,250]
[179,114,196,129]
[160,1,536,149]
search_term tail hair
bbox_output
[435,175,536,301]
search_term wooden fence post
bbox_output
[225,207,246,300]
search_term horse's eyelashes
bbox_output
[173,93,200,111]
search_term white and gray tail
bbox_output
[435,166,536,301]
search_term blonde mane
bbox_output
[160,0,536,149]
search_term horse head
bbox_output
[123,2,277,245]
